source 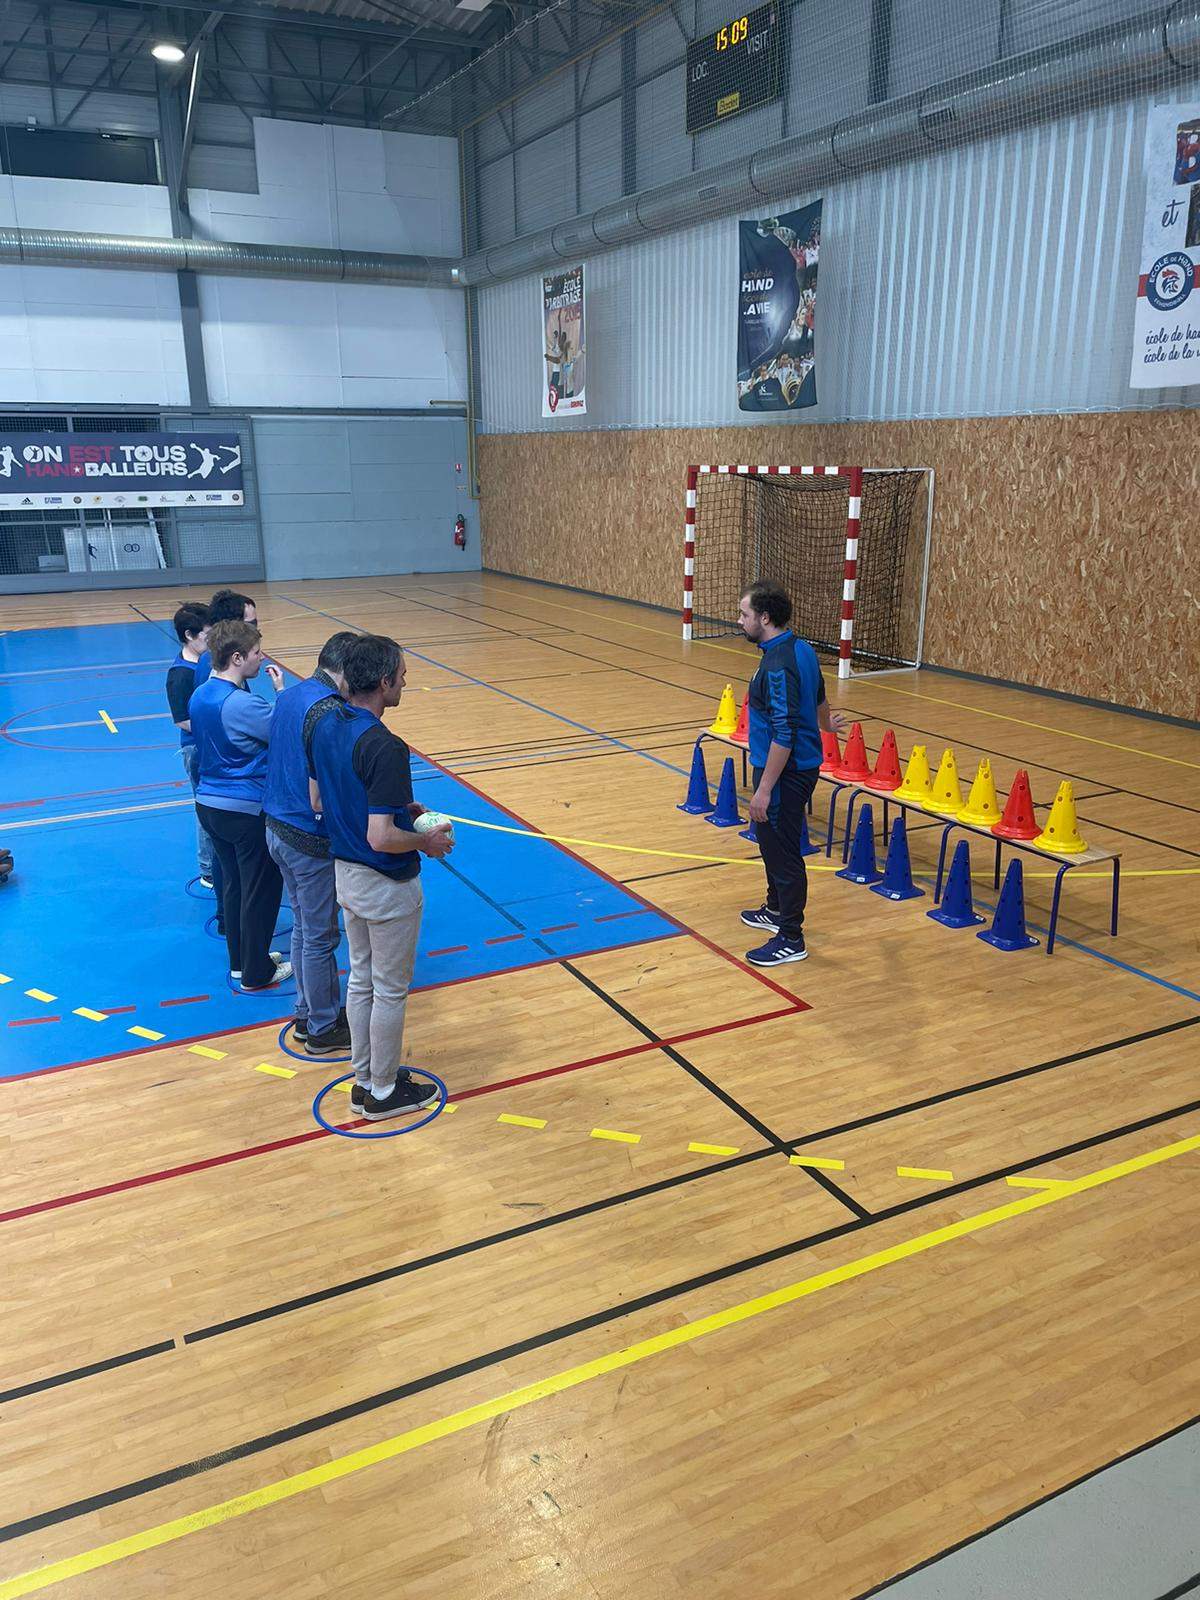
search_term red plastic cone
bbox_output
[992,768,1039,840]
[820,730,841,775]
[865,728,902,792]
[833,721,871,782]
[730,693,749,747]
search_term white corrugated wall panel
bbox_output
[478,88,1200,433]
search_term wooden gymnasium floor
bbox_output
[1,571,1199,1599]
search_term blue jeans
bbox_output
[180,743,215,880]
[266,828,341,1035]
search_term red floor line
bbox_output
[99,1006,136,1017]
[593,909,651,923]
[0,778,190,811]
[8,1016,61,1027]
[159,995,210,1008]
[0,933,684,1084]
[484,934,524,946]
[428,945,470,957]
[539,923,577,934]
[0,1001,806,1226]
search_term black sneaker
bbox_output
[304,1019,352,1056]
[361,1074,440,1121]
[351,1083,368,1112]
[740,905,781,931]
[745,932,808,966]
[292,1017,308,1043]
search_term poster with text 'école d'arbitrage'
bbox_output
[1131,104,1200,387]
[542,266,586,418]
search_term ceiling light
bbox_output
[151,42,186,63]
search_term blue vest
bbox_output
[309,702,419,881]
[264,676,337,835]
[193,649,212,690]
[171,651,198,749]
[190,677,269,807]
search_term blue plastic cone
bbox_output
[977,859,1039,951]
[927,840,984,928]
[835,804,882,885]
[677,742,712,814]
[870,815,924,902]
[739,818,757,843]
[706,756,744,827]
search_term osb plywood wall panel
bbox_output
[478,412,1200,721]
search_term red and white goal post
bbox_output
[681,463,934,679]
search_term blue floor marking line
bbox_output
[277,591,1200,1008]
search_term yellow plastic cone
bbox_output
[708,682,739,737]
[1033,780,1088,854]
[922,748,962,815]
[893,744,932,804]
[957,758,1002,828]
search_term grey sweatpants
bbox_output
[335,860,423,1098]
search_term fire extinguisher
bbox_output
[453,514,467,551]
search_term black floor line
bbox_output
[428,717,701,760]
[434,737,702,779]
[7,1088,1200,1549]
[1157,1571,1200,1600]
[9,1019,1193,1410]
[0,1340,176,1406]
[854,1408,1200,1599]
[622,862,732,884]
[558,959,872,1222]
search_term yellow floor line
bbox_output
[789,1154,846,1171]
[23,989,55,1003]
[71,1008,106,1022]
[127,1025,164,1042]
[897,1166,955,1182]
[498,1113,547,1130]
[1006,1176,1075,1193]
[98,709,117,735]
[492,585,1199,772]
[590,1127,641,1145]
[254,1064,296,1080]
[688,1142,740,1156]
[6,1128,1198,1599]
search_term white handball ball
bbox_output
[412,810,455,844]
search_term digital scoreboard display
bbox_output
[685,2,782,136]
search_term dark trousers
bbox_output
[753,764,818,941]
[197,804,283,988]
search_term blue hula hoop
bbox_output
[209,914,293,943]
[185,875,216,901]
[312,1071,447,1140]
[276,1021,351,1065]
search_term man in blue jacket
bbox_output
[263,631,357,1055]
[191,618,289,991]
[739,581,842,966]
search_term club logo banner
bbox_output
[542,266,586,418]
[738,199,821,412]
[0,432,245,510]
[1131,105,1200,388]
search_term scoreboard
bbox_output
[685,2,782,136]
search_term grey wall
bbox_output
[252,415,478,580]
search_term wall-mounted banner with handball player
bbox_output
[0,432,244,511]
[541,266,586,418]
[738,200,821,411]
[1131,103,1200,388]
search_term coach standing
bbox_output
[738,581,841,966]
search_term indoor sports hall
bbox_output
[1,4,1198,1598]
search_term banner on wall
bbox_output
[1131,105,1200,388]
[0,432,244,510]
[541,266,586,418]
[737,199,821,412]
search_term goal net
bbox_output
[683,465,932,676]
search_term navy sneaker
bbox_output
[745,932,808,966]
[361,1074,440,1121]
[740,905,781,931]
[292,1017,309,1044]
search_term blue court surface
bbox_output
[0,620,679,1078]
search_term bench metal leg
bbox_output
[993,837,1002,890]
[1047,863,1071,955]
[1111,856,1121,937]
[934,823,955,901]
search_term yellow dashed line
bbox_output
[98,709,117,734]
[1006,1175,1075,1193]
[0,972,11,984]
[188,1045,227,1061]
[72,1007,106,1022]
[590,1128,641,1145]
[688,1142,740,1157]
[128,1026,164,1041]
[790,1154,845,1172]
[498,1113,547,1130]
[898,1166,954,1182]
[255,1063,296,1080]
[443,1103,457,1113]
[330,1081,353,1095]
[24,988,56,1003]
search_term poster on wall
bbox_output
[737,199,821,412]
[0,432,244,510]
[541,266,586,418]
[1131,105,1200,388]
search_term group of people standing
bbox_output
[165,591,453,1120]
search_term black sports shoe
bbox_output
[304,1019,352,1056]
[361,1074,440,1121]
[746,932,808,966]
[740,905,781,931]
[292,1017,309,1043]
[351,1083,367,1112]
